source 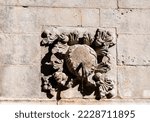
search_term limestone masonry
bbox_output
[0,0,150,104]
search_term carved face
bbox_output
[41,29,60,44]
[65,44,97,77]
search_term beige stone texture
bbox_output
[117,34,150,65]
[38,8,81,27]
[118,0,150,8]
[81,9,99,27]
[0,65,47,99]
[101,9,150,34]
[1,6,40,34]
[0,34,40,65]
[118,66,150,98]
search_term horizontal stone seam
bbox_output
[0,64,40,67]
[102,8,150,10]
[117,65,150,67]
[42,25,103,28]
[2,4,150,9]
[100,30,150,35]
[1,99,150,103]
[0,100,57,104]
[0,32,41,35]
[117,32,150,35]
[118,7,150,9]
[117,33,150,35]
[42,25,117,30]
[0,98,57,101]
[0,98,150,102]
[0,5,117,9]
[58,98,150,100]
[1,98,150,101]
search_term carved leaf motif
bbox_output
[40,28,115,100]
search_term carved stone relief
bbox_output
[40,27,115,100]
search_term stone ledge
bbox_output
[0,99,57,104]
[0,99,150,105]
[58,98,150,105]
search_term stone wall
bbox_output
[0,0,150,104]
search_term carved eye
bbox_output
[41,31,47,38]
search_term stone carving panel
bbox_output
[40,27,115,100]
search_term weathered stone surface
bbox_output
[117,34,150,65]
[0,65,48,99]
[2,6,39,33]
[60,86,83,99]
[0,34,40,65]
[101,9,150,34]
[1,0,150,104]
[0,0,117,8]
[81,9,99,27]
[118,66,150,98]
[0,7,6,33]
[0,0,17,5]
[118,0,150,8]
[38,8,81,26]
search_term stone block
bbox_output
[37,8,81,26]
[118,0,150,8]
[101,9,150,34]
[2,6,40,33]
[118,66,150,98]
[117,34,150,65]
[81,9,99,27]
[0,65,48,99]
[0,34,41,65]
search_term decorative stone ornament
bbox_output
[40,28,115,100]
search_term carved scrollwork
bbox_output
[40,28,115,100]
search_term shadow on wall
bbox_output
[40,28,115,101]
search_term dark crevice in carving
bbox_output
[22,6,29,8]
[40,28,115,100]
